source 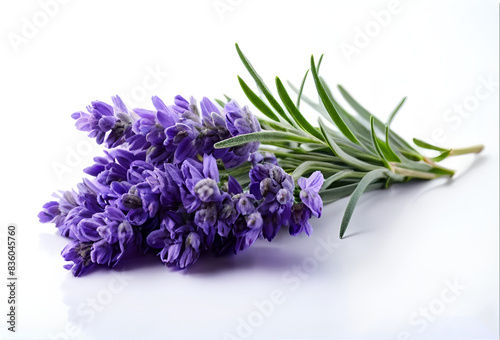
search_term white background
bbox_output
[0,0,498,339]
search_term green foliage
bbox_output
[229,44,483,238]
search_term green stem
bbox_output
[448,144,484,156]
[260,149,342,163]
[392,166,440,180]
[421,158,456,176]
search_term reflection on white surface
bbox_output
[6,157,496,339]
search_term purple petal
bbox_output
[71,111,83,120]
[127,208,148,225]
[112,95,128,113]
[166,243,182,263]
[146,229,168,249]
[244,228,260,248]
[92,101,114,116]
[300,188,323,218]
[90,239,114,264]
[203,154,219,181]
[99,116,116,131]
[78,219,102,242]
[227,175,243,194]
[200,97,220,117]
[133,108,156,120]
[305,171,324,192]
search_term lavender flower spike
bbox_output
[298,171,324,218]
[289,171,324,237]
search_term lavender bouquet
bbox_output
[39,44,484,276]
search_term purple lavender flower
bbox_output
[38,201,61,224]
[128,97,180,164]
[298,171,324,218]
[183,154,226,246]
[233,209,263,253]
[221,100,261,168]
[177,154,223,212]
[166,97,261,168]
[248,154,279,200]
[41,94,311,277]
[93,207,135,250]
[147,222,203,269]
[61,241,95,276]
[113,183,148,225]
[224,100,260,136]
[248,152,295,241]
[90,239,117,265]
[135,163,182,215]
[289,203,313,236]
[289,171,324,236]
[72,101,115,144]
[249,151,278,167]
[72,96,133,147]
[216,194,238,237]
[106,96,134,148]
[37,178,107,240]
[164,97,204,163]
[85,149,147,187]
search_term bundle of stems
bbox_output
[215,44,484,238]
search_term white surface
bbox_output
[0,0,498,339]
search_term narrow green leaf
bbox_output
[225,162,252,177]
[337,84,372,120]
[320,77,378,155]
[287,81,332,122]
[428,165,455,176]
[339,169,389,238]
[214,131,322,149]
[337,84,419,154]
[223,94,232,102]
[235,43,294,125]
[310,56,359,144]
[275,77,324,140]
[431,149,451,162]
[238,76,280,122]
[377,141,401,163]
[320,182,385,204]
[393,167,439,179]
[316,54,324,72]
[413,138,449,152]
[258,118,299,133]
[291,161,346,180]
[387,97,407,127]
[301,134,385,165]
[261,149,342,163]
[318,118,381,171]
[370,117,391,169]
[296,69,309,108]
[394,161,455,176]
[214,98,226,108]
[322,170,355,189]
[400,150,424,161]
[384,126,402,162]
